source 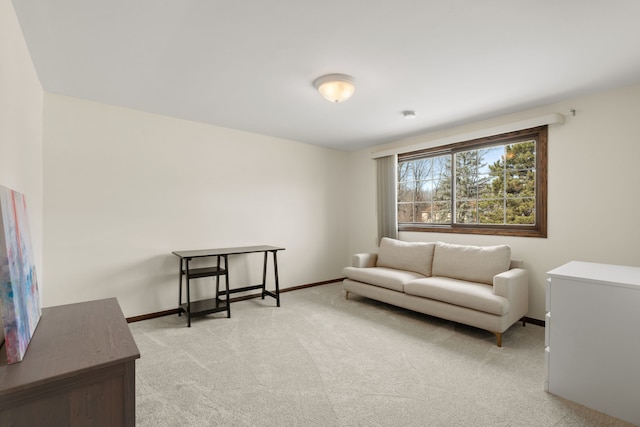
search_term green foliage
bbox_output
[397,140,536,225]
[481,140,536,224]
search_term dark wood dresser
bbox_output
[0,298,140,426]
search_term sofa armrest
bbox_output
[493,268,528,304]
[352,253,378,268]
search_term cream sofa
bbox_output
[342,238,528,346]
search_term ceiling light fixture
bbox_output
[313,74,355,103]
[403,110,417,119]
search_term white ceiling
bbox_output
[12,0,640,151]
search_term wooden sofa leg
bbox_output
[494,332,502,347]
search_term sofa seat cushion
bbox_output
[342,266,425,292]
[432,241,511,285]
[376,238,436,277]
[404,277,509,316]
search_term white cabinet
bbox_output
[546,261,640,425]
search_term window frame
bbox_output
[397,125,547,238]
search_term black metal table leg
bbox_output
[178,258,183,317]
[185,258,192,327]
[224,255,231,318]
[272,250,280,307]
[261,251,268,299]
[215,255,221,302]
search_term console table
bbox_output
[0,298,140,426]
[173,245,285,326]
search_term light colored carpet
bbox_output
[129,283,634,427]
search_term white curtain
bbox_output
[376,155,398,243]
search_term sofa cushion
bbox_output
[376,238,436,277]
[405,277,509,316]
[342,266,424,292]
[432,242,511,285]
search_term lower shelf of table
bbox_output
[179,298,229,318]
[182,266,227,279]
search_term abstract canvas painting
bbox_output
[0,185,41,364]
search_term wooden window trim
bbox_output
[398,126,547,238]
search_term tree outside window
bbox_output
[397,126,547,237]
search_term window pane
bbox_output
[398,161,412,183]
[411,158,432,182]
[397,182,413,203]
[506,140,535,169]
[398,154,452,225]
[416,181,431,202]
[456,175,478,199]
[433,154,452,201]
[478,146,504,174]
[456,200,477,223]
[413,203,431,223]
[456,150,479,168]
[478,173,499,199]
[506,170,535,198]
[398,203,414,222]
[433,155,451,176]
[506,198,535,224]
[433,201,451,224]
[396,125,545,237]
[433,177,450,201]
[453,138,536,226]
[478,200,504,224]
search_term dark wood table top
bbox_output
[172,245,285,259]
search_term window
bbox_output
[397,126,547,237]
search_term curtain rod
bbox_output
[371,113,565,159]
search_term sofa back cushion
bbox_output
[376,238,435,277]
[432,241,511,285]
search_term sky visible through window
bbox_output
[396,125,547,237]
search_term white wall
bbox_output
[10,0,640,323]
[43,94,349,317]
[0,0,43,280]
[347,83,640,321]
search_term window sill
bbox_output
[398,224,547,238]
